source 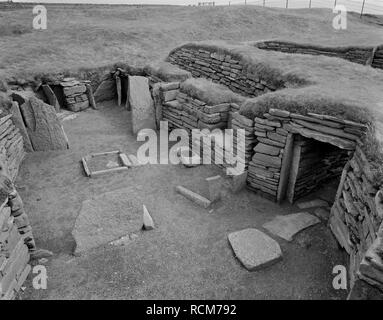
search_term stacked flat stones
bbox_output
[0,195,32,300]
[0,111,24,181]
[60,78,89,112]
[255,41,377,68]
[330,141,383,289]
[230,112,256,170]
[248,114,286,200]
[167,47,279,97]
[247,109,367,202]
[161,84,230,132]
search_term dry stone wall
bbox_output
[247,109,367,202]
[255,41,380,68]
[160,82,232,132]
[0,110,26,181]
[372,45,383,69]
[167,47,281,97]
[61,79,90,112]
[329,142,383,291]
[287,136,349,203]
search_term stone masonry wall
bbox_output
[167,47,281,97]
[255,41,378,68]
[0,110,25,181]
[330,142,383,290]
[247,109,367,202]
[0,107,36,300]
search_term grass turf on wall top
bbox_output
[170,41,383,177]
[170,41,383,126]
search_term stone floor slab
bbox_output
[72,188,143,254]
[263,212,320,241]
[228,228,282,271]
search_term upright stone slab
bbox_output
[19,97,68,151]
[94,78,116,102]
[128,76,155,135]
[42,85,60,112]
[228,228,282,271]
[9,102,33,152]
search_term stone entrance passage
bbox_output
[285,135,350,203]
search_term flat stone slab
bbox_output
[72,188,143,254]
[297,199,329,209]
[128,76,155,135]
[228,228,282,271]
[263,212,320,241]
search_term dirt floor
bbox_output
[18,101,348,300]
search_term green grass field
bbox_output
[0,4,382,80]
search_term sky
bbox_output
[7,0,383,14]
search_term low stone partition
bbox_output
[158,78,243,133]
[167,45,282,97]
[60,79,90,112]
[329,141,383,292]
[254,40,380,68]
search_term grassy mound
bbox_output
[0,5,382,80]
[144,61,191,82]
[180,78,245,105]
[240,90,373,125]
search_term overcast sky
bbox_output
[8,0,383,14]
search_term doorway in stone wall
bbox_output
[282,134,352,205]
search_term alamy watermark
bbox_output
[32,265,48,290]
[333,5,347,30]
[32,5,47,30]
[135,121,246,175]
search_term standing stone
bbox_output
[9,102,33,152]
[85,84,97,110]
[128,76,155,135]
[19,97,68,151]
[228,228,282,271]
[116,75,122,106]
[152,83,162,129]
[42,85,60,112]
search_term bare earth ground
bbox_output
[17,101,347,300]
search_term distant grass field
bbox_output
[0,4,382,80]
